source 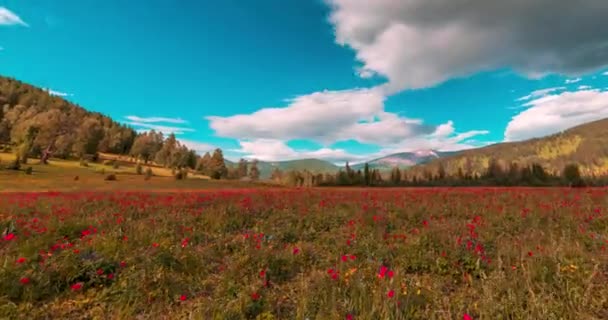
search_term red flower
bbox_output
[341,255,348,262]
[259,270,266,278]
[387,290,395,298]
[120,261,127,268]
[71,282,83,291]
[346,314,354,320]
[19,277,30,285]
[107,273,114,280]
[292,247,300,255]
[180,294,187,301]
[463,314,473,320]
[16,257,26,264]
[251,292,261,301]
[387,270,394,278]
[349,255,356,261]
[152,243,159,248]
[96,268,104,275]
[3,233,15,241]
[528,251,533,257]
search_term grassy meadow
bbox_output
[1,184,607,319]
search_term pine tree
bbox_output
[237,159,248,178]
[209,148,227,179]
[249,159,260,181]
[363,163,370,186]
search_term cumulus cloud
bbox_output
[179,139,215,154]
[232,121,489,163]
[505,88,608,141]
[125,115,187,124]
[207,88,434,145]
[233,139,368,163]
[326,0,608,92]
[0,7,28,26]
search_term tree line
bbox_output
[269,159,603,188]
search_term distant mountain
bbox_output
[406,118,608,177]
[352,150,459,171]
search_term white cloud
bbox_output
[207,88,435,145]
[578,85,592,90]
[0,7,28,26]
[179,139,215,154]
[603,71,608,76]
[44,89,72,97]
[232,121,489,164]
[326,0,608,92]
[126,122,195,135]
[233,139,368,163]
[505,88,608,141]
[517,87,566,101]
[125,115,187,124]
[565,78,582,84]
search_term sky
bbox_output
[1,0,608,163]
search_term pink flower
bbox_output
[463,314,473,320]
[346,314,354,320]
[292,247,300,255]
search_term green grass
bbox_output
[0,152,264,192]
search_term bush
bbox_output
[135,163,143,175]
[103,160,114,166]
[174,170,185,180]
[25,167,33,175]
[7,155,20,170]
[80,159,89,167]
[104,174,117,181]
[112,162,120,169]
[144,167,153,180]
[98,168,106,175]
[74,175,79,181]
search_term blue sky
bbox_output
[1,0,608,163]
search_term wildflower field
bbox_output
[1,187,607,319]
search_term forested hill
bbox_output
[406,118,608,178]
[0,76,136,158]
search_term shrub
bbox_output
[98,168,106,175]
[104,174,117,181]
[112,161,120,169]
[25,167,33,175]
[7,155,20,170]
[135,163,143,175]
[144,167,153,180]
[80,159,89,167]
[103,160,114,166]
[174,170,185,180]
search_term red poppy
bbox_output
[463,314,473,320]
[387,290,395,298]
[180,294,187,301]
[19,277,30,285]
[346,314,354,320]
[3,233,15,241]
[120,261,127,268]
[251,292,261,301]
[96,268,104,275]
[107,273,114,280]
[259,270,266,278]
[71,282,83,291]
[292,247,300,255]
[16,257,26,264]
[341,255,348,262]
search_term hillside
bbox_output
[406,118,608,177]
[0,76,136,159]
